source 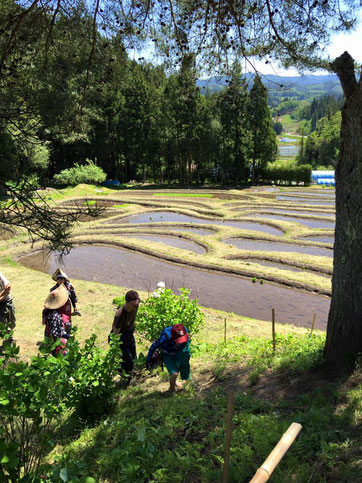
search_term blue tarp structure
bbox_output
[317,178,335,186]
[102,179,121,187]
[312,170,335,185]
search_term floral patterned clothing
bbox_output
[43,308,69,355]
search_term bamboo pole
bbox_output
[249,422,302,483]
[223,391,235,483]
[272,308,276,352]
[311,313,316,334]
[224,318,227,343]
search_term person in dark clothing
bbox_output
[110,290,141,378]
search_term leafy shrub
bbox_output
[0,324,69,481]
[0,325,122,480]
[64,333,122,417]
[262,163,312,185]
[135,288,204,341]
[53,159,106,186]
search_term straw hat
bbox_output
[52,268,69,282]
[44,284,69,310]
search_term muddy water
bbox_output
[225,238,333,258]
[115,211,284,236]
[254,213,335,229]
[267,209,335,218]
[117,234,206,254]
[20,246,330,329]
[276,196,335,206]
[170,227,214,235]
[298,236,334,244]
[250,259,331,278]
[281,191,335,198]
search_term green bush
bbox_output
[0,325,122,481]
[53,159,106,186]
[135,289,204,341]
[262,163,312,185]
[64,333,122,417]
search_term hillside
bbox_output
[197,74,343,105]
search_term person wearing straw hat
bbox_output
[50,268,79,334]
[42,284,70,356]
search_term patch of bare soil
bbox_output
[193,361,362,410]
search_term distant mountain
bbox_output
[197,74,342,105]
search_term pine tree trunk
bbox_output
[324,52,362,367]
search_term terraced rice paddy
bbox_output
[20,245,330,329]
[225,238,333,258]
[276,195,335,205]
[116,211,284,236]
[253,213,335,229]
[17,186,335,329]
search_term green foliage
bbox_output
[263,163,312,185]
[50,333,362,483]
[0,324,69,480]
[53,160,106,186]
[248,75,278,182]
[136,289,205,341]
[0,324,122,480]
[300,111,341,168]
[63,334,122,417]
[273,121,283,135]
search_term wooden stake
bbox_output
[311,313,316,335]
[272,308,276,352]
[249,422,302,483]
[223,391,235,483]
[224,318,227,343]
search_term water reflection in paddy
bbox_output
[276,196,335,206]
[254,213,335,229]
[118,234,206,254]
[281,191,335,198]
[119,211,283,236]
[250,259,331,278]
[271,209,334,217]
[298,236,334,244]
[20,245,330,328]
[225,238,333,257]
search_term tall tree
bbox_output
[323,52,362,366]
[248,75,278,183]
[218,62,250,183]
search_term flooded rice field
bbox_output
[253,213,335,229]
[20,245,330,329]
[225,238,333,258]
[276,196,335,206]
[250,259,331,278]
[114,211,284,236]
[115,234,206,254]
[268,209,334,217]
[297,235,334,244]
[281,191,335,198]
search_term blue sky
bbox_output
[253,14,362,76]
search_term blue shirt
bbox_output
[147,326,190,362]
